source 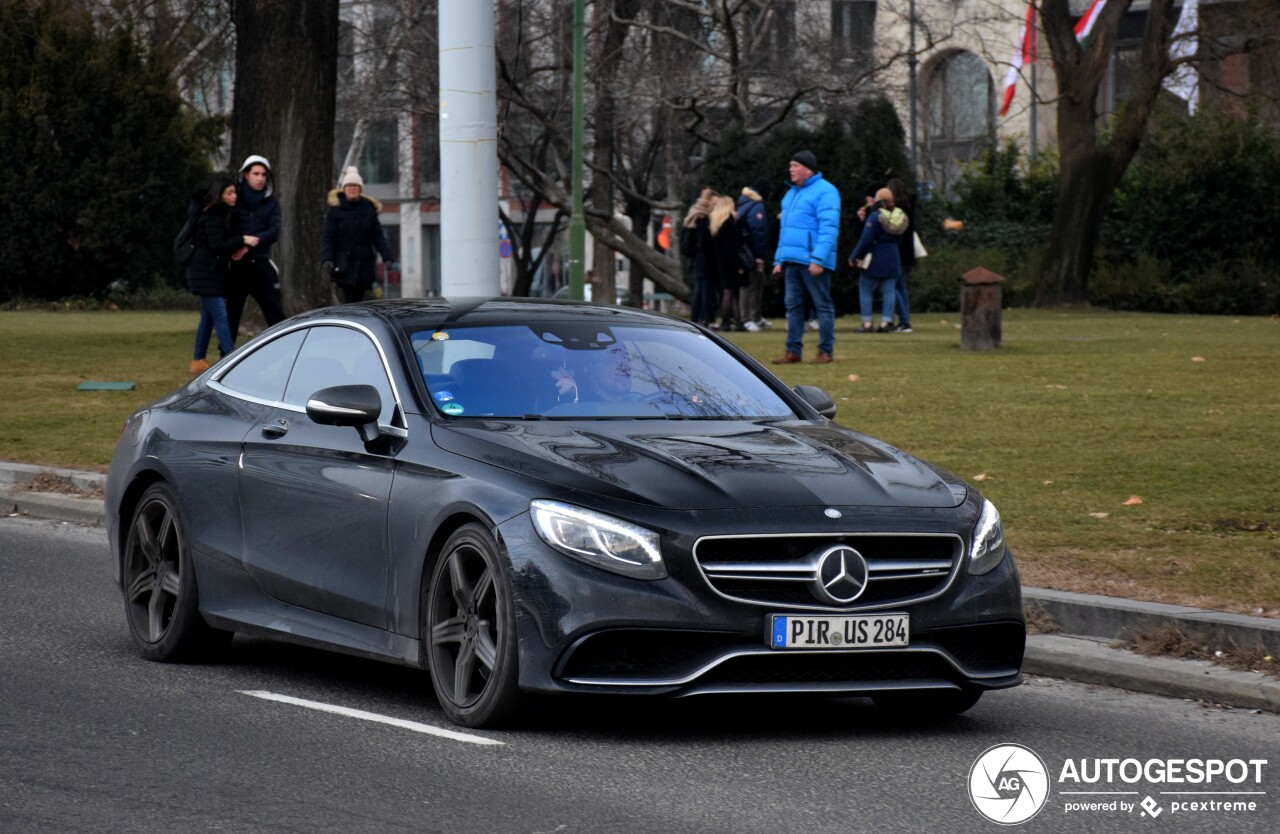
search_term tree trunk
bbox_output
[231,0,339,317]
[1036,148,1114,306]
[1036,0,1178,307]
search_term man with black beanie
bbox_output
[770,150,841,364]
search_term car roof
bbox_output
[292,298,692,332]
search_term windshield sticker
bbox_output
[442,402,465,416]
[431,331,450,341]
[434,390,455,403]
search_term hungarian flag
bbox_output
[1000,2,1038,117]
[1074,0,1108,45]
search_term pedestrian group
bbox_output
[185,156,395,374]
[186,148,912,374]
[682,148,922,366]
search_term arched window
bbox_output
[922,50,995,193]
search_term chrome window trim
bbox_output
[691,531,964,613]
[209,319,408,434]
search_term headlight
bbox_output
[967,499,1006,575]
[530,500,666,580]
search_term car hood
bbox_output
[432,420,966,510]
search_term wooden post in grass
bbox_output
[960,267,1004,351]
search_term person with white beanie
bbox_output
[227,154,285,340]
[322,167,394,304]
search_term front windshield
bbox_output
[408,322,794,420]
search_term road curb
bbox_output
[3,486,105,527]
[1024,587,1279,657]
[1025,634,1280,713]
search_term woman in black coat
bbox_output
[322,167,394,304]
[188,177,256,374]
[680,188,719,328]
[710,195,748,331]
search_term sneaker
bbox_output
[857,322,874,334]
[189,358,210,374]
[771,352,802,365]
[896,324,913,333]
[876,323,897,333]
[743,320,760,332]
[806,320,819,332]
[810,351,833,364]
[757,318,773,329]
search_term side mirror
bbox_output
[793,384,837,420]
[307,384,382,442]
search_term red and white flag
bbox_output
[1000,2,1038,117]
[1074,0,1108,45]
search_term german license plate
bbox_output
[769,613,909,650]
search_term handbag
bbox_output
[912,232,928,259]
[737,243,756,272]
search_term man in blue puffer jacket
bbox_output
[771,151,842,364]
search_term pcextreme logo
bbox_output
[968,745,1270,825]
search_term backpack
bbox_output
[173,211,198,266]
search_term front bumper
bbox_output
[498,510,1025,698]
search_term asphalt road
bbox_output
[2,516,1276,834]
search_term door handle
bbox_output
[260,419,288,438]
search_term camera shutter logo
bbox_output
[968,743,1050,825]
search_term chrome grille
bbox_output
[693,533,962,611]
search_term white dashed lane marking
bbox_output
[238,690,505,746]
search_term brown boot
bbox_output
[190,358,210,374]
[771,352,801,364]
[810,351,833,364]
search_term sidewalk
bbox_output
[3,461,1277,713]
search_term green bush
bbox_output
[934,109,1280,315]
[0,2,216,303]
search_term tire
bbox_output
[424,524,522,727]
[122,483,229,661]
[871,687,983,717]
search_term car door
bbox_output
[237,323,400,628]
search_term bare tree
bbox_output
[231,0,340,314]
[496,0,899,302]
[1033,0,1278,305]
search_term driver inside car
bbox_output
[551,346,635,403]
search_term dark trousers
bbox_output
[226,257,285,341]
[338,284,365,304]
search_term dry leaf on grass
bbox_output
[846,374,859,382]
[973,473,990,481]
[1123,495,1143,506]
[1046,384,1067,390]
[1043,480,1054,485]
[1089,512,1110,519]
[1191,356,1206,363]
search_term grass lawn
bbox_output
[2,307,1277,615]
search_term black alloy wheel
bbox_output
[425,524,521,727]
[122,483,228,661]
